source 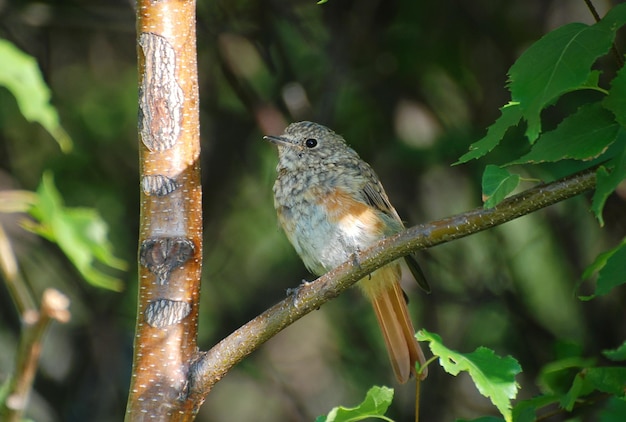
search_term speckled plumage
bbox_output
[265,121,428,383]
[270,122,402,275]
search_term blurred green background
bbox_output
[0,0,625,421]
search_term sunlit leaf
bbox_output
[418,330,521,422]
[508,3,626,141]
[0,38,72,152]
[24,172,126,291]
[315,386,394,422]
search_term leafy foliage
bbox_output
[510,103,620,164]
[460,3,626,160]
[455,103,522,164]
[23,172,127,291]
[0,38,72,153]
[0,40,126,292]
[510,342,626,421]
[418,330,520,422]
[481,165,520,208]
[452,5,626,417]
[316,386,394,422]
[508,21,615,142]
[457,4,626,299]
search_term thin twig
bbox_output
[415,377,421,422]
[0,223,37,315]
[583,0,601,22]
[1,289,70,422]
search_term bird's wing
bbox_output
[357,161,431,292]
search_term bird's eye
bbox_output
[305,138,318,148]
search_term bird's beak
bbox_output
[263,135,293,147]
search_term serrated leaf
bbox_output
[508,2,626,141]
[316,386,394,422]
[603,65,626,127]
[510,103,619,164]
[417,330,521,422]
[25,172,126,291]
[481,165,520,208]
[455,103,522,164]
[0,38,72,152]
[603,341,626,362]
[591,131,626,225]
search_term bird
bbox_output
[265,121,428,383]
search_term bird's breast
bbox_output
[274,176,385,274]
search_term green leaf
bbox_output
[538,356,596,395]
[510,102,619,164]
[591,130,626,225]
[580,238,626,300]
[316,386,394,422]
[24,172,126,291]
[603,64,626,127]
[603,341,626,362]
[481,165,520,208]
[455,103,522,164]
[508,2,626,141]
[560,370,595,411]
[562,367,626,411]
[417,330,521,422]
[592,241,626,297]
[0,38,72,152]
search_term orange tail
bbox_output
[360,263,427,383]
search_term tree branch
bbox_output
[189,167,597,398]
[1,289,70,422]
[126,0,202,419]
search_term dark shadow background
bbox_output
[0,0,624,421]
